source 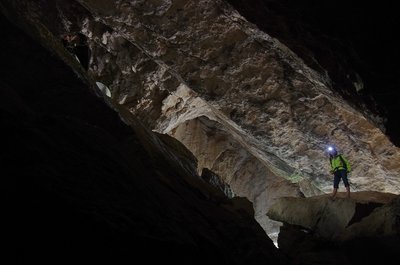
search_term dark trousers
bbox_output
[333,169,349,188]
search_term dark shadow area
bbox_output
[347,202,383,226]
[1,13,283,265]
[61,32,90,70]
[278,223,400,265]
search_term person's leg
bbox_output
[331,187,338,199]
[341,170,350,198]
[332,173,339,199]
[345,186,350,198]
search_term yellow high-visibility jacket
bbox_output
[330,154,351,173]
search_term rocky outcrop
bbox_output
[267,192,400,265]
[2,0,400,241]
[267,191,400,241]
[226,0,400,147]
[2,14,285,265]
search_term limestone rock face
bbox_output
[2,14,285,265]
[2,0,400,240]
[267,191,400,241]
[226,0,400,147]
[267,192,400,265]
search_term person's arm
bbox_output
[329,158,334,173]
[342,156,351,172]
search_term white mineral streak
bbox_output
[95,82,111,97]
[78,0,400,238]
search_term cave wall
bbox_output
[2,0,399,242]
[226,0,400,146]
[1,13,286,265]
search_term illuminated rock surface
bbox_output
[267,191,400,265]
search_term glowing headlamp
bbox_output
[327,146,337,154]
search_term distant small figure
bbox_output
[327,146,351,199]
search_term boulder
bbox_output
[267,191,400,265]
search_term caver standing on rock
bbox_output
[327,145,351,199]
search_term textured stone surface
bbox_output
[226,0,400,147]
[2,0,400,241]
[2,14,285,264]
[267,191,400,241]
[267,192,400,265]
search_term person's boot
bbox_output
[346,186,350,198]
[331,188,338,201]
